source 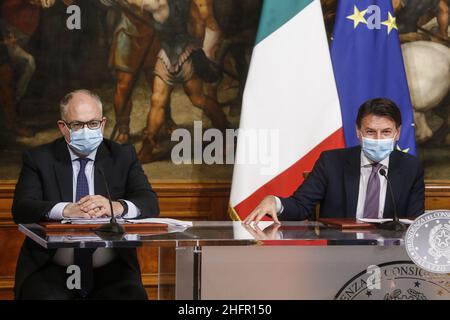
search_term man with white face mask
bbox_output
[12,89,159,299]
[244,98,425,224]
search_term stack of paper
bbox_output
[357,218,414,225]
[60,217,193,228]
[125,218,193,228]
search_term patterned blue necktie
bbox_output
[74,157,94,298]
[75,158,90,202]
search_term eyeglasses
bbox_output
[62,119,104,131]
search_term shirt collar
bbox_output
[67,145,97,162]
[360,150,390,168]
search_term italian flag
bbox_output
[229,0,345,220]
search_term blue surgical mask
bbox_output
[68,127,103,155]
[362,137,395,162]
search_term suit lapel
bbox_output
[344,147,362,218]
[94,142,112,198]
[383,151,403,218]
[53,139,73,202]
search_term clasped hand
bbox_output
[63,195,123,219]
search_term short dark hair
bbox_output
[356,98,402,129]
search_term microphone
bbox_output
[94,167,125,235]
[378,168,406,231]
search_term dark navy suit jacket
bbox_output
[12,138,160,298]
[279,146,425,221]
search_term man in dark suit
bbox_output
[12,89,159,300]
[244,98,425,224]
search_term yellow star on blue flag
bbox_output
[346,6,368,29]
[331,0,417,154]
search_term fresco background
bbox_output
[0,0,449,182]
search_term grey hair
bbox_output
[59,89,103,119]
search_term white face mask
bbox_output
[68,127,103,155]
[362,137,395,162]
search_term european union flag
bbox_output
[331,0,416,154]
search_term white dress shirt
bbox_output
[50,146,141,268]
[275,151,390,219]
